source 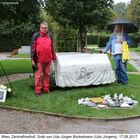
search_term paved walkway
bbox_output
[0,52,29,60]
[0,73,31,85]
[129,52,140,72]
[0,52,140,134]
[0,108,140,134]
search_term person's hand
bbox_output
[99,50,103,53]
[32,65,38,72]
[31,60,37,71]
[32,60,35,66]
[120,36,124,44]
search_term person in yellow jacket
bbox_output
[103,25,132,84]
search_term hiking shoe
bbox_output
[35,92,42,97]
[44,90,50,94]
[122,82,127,85]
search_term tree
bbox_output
[0,0,41,51]
[126,0,140,27]
[0,0,40,23]
[45,0,113,52]
[113,2,127,19]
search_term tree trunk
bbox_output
[76,18,83,52]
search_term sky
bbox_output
[114,0,131,4]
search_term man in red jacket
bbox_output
[31,22,56,96]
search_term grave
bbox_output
[18,46,30,54]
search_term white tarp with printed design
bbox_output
[55,53,115,87]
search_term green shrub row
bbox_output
[0,25,139,52]
[87,35,98,45]
[0,37,31,51]
[89,33,139,48]
[97,33,110,48]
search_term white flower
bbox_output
[7,88,12,92]
[0,85,7,90]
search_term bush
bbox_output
[87,35,98,45]
[129,34,138,48]
[97,33,110,48]
[97,33,139,48]
[0,37,31,51]
[55,28,77,52]
[0,22,37,51]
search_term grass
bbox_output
[0,54,139,118]
[0,59,32,76]
[0,74,140,118]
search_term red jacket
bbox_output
[31,32,56,63]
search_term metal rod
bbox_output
[0,62,13,89]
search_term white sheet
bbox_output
[55,53,115,87]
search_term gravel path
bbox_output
[129,52,140,72]
[0,108,140,134]
[0,73,31,85]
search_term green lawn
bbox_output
[0,56,139,118]
[0,74,140,118]
[0,59,32,76]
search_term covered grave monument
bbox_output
[55,53,115,87]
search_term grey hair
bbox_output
[40,22,48,27]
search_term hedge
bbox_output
[97,33,110,48]
[0,22,37,51]
[97,33,139,48]
[0,37,31,51]
[129,34,139,48]
[87,35,98,45]
[55,28,77,52]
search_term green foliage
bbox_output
[0,21,37,51]
[97,33,110,48]
[113,2,127,19]
[45,0,114,51]
[97,33,139,48]
[129,34,139,48]
[45,0,113,29]
[0,0,41,51]
[87,35,98,45]
[0,0,40,23]
[126,0,140,27]
[55,28,77,52]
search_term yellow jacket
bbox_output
[122,41,130,62]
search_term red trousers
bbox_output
[35,62,51,93]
